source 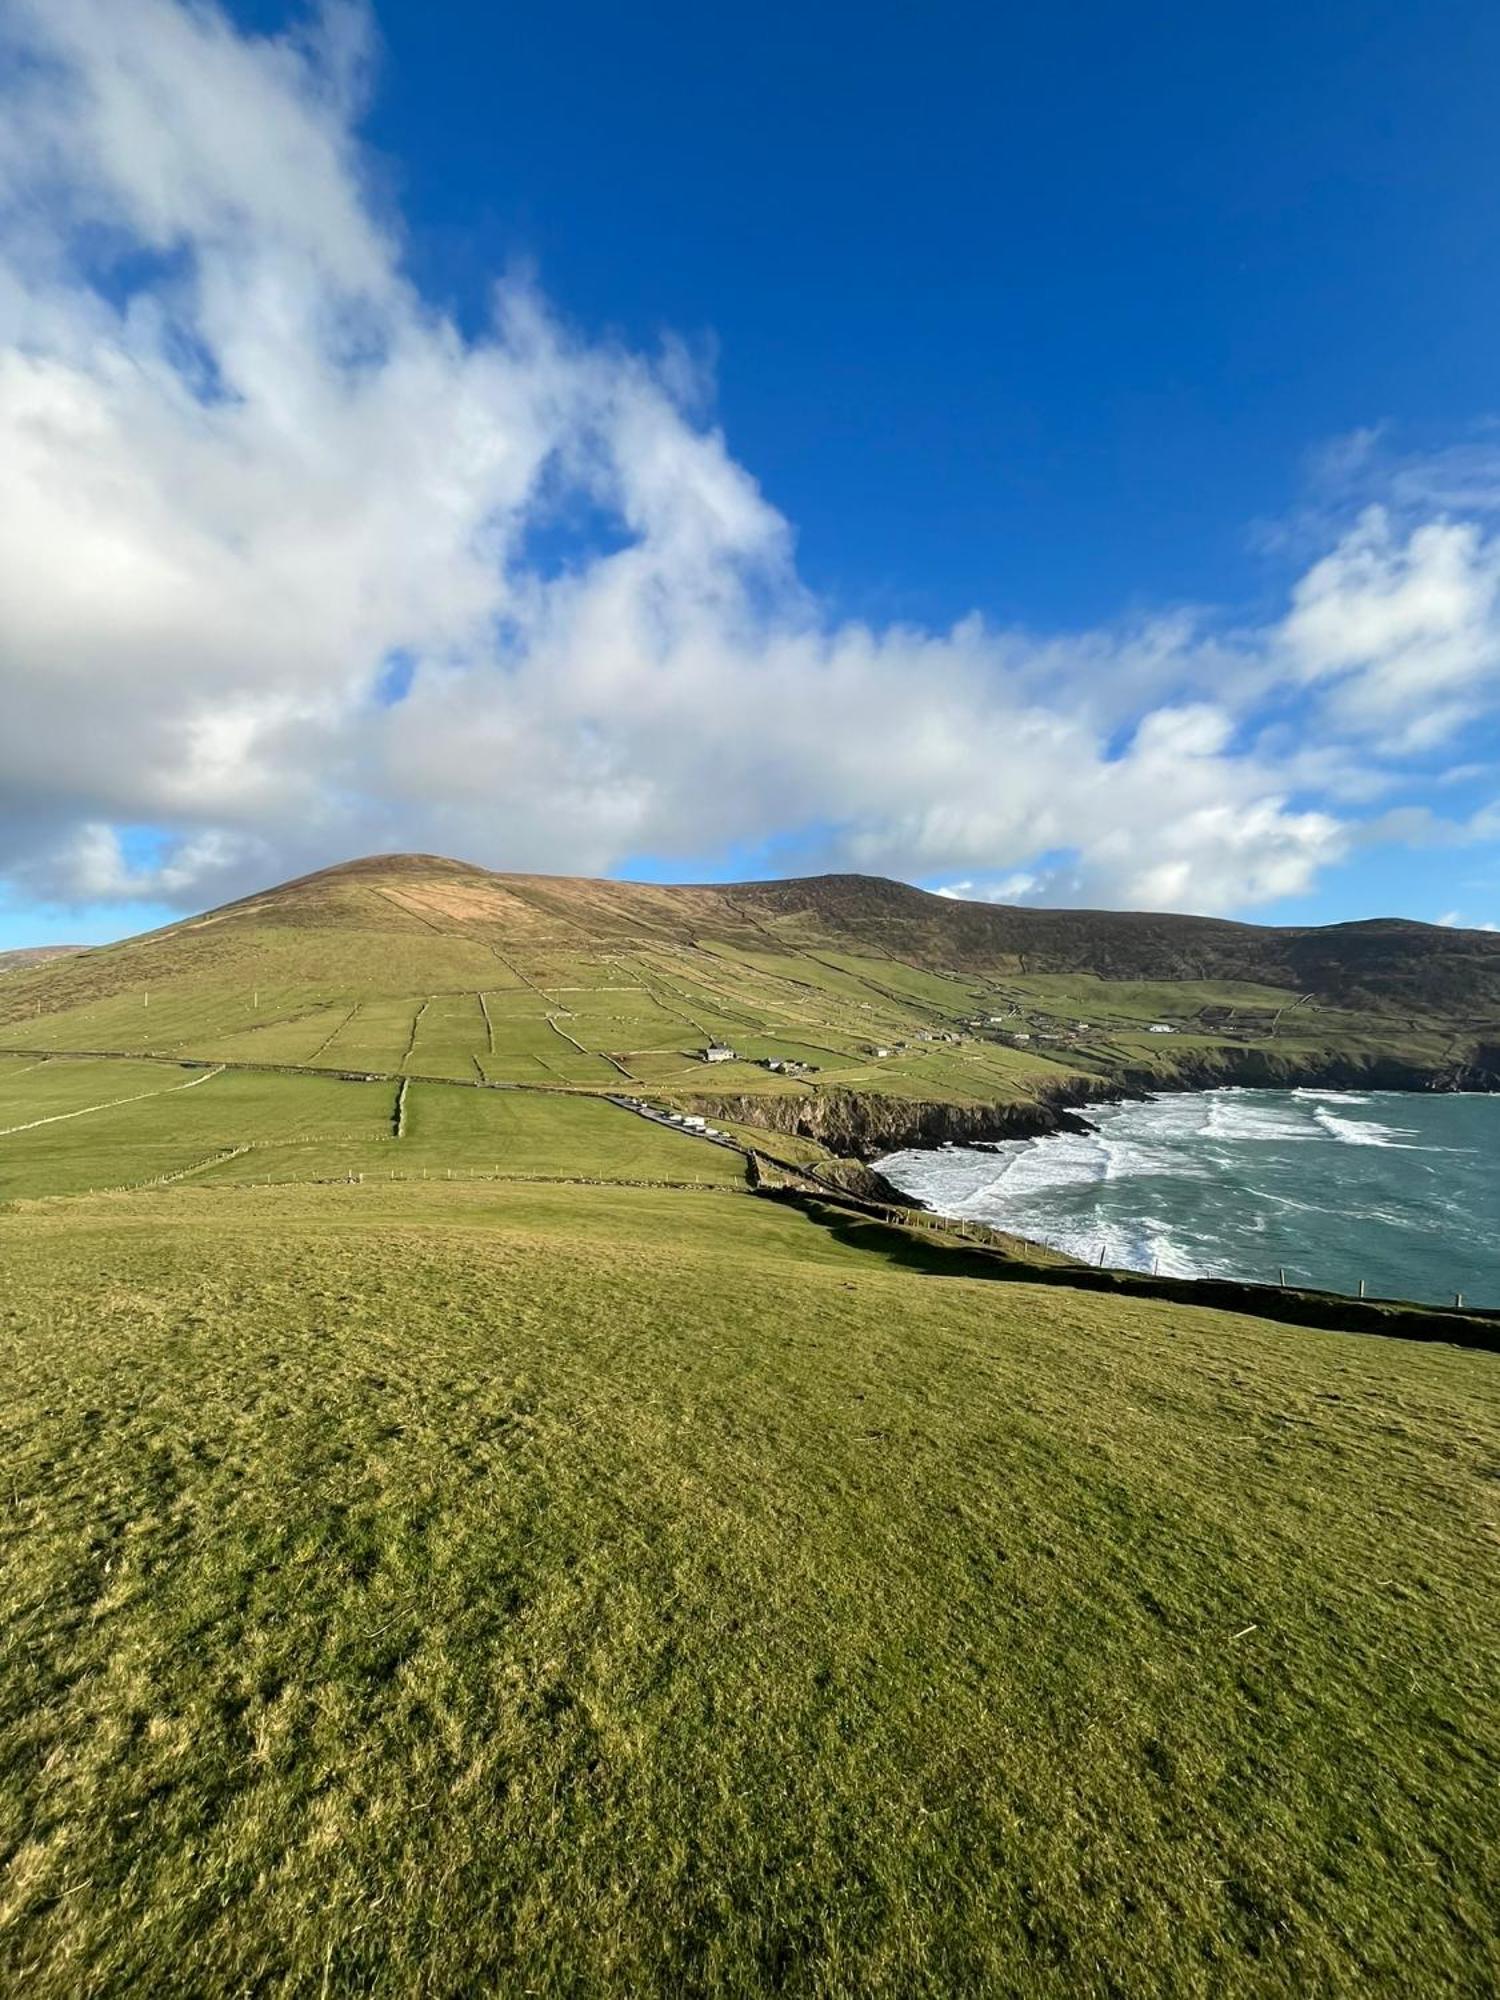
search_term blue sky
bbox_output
[2,0,1499,947]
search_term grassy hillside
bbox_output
[2,1179,1496,1995]
[2,857,1495,1158]
[0,855,1495,1992]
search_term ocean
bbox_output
[877,1087,1500,1309]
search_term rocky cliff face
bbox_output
[680,1083,1108,1159]
[685,1044,1500,1162]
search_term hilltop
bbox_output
[0,943,81,974]
[14,850,1500,1002]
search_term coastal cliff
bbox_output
[684,1042,1500,1161]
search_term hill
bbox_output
[11,850,1500,1004]
[1,855,1495,1161]
[0,853,1496,1992]
[726,869,1500,1006]
[0,943,81,973]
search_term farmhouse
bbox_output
[702,1044,735,1062]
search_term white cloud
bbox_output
[1279,507,1500,747]
[0,0,1494,922]
[935,873,1040,904]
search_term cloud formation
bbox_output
[2,0,1499,919]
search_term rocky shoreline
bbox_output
[684,1041,1500,1164]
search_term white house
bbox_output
[703,1045,735,1062]
[1148,1023,1176,1034]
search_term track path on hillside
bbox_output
[0,1064,224,1137]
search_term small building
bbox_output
[873,1046,891,1058]
[703,1044,736,1063]
[1148,1023,1176,1034]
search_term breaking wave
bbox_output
[1310,1106,1418,1148]
[877,1086,1500,1307]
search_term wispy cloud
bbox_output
[935,873,1041,904]
[2,0,1499,918]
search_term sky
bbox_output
[2,0,1500,948]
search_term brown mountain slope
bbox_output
[0,944,82,974]
[3,852,1498,1025]
[722,872,1500,1012]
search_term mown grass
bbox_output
[0,1177,1495,1996]
[406,993,491,1080]
[0,1067,395,1200]
[0,1057,182,1123]
[0,1063,743,1200]
[190,1083,746,1189]
[315,997,425,1073]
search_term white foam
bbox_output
[877,1087,1499,1301]
[1199,1094,1314,1143]
[1311,1106,1419,1148]
[1139,1224,1200,1279]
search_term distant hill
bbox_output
[722,871,1500,1013]
[10,850,1497,1010]
[1,854,1495,1142]
[0,944,83,974]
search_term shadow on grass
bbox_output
[761,1189,1500,1355]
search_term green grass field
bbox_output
[1,1177,1495,1995]
[10,855,1425,1115]
[0,1063,744,1201]
[1,856,1497,1993]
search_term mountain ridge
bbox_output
[1,846,1496,1173]
[7,851,1500,1020]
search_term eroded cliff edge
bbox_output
[683,1041,1500,1162]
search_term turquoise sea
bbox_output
[878,1087,1500,1309]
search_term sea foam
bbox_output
[1311,1106,1418,1148]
